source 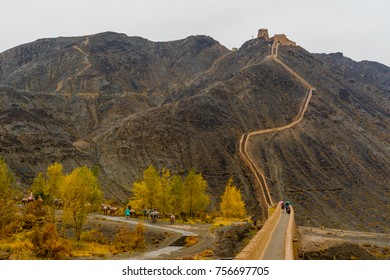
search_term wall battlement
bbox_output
[257,28,296,46]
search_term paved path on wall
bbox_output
[260,212,290,259]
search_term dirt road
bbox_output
[97,215,217,259]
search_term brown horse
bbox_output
[170,214,175,224]
[109,206,117,215]
[22,192,35,205]
[150,210,159,223]
[101,203,109,215]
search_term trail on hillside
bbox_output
[56,37,92,93]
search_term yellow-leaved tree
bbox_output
[157,168,174,216]
[31,172,46,200]
[45,162,63,200]
[0,157,16,233]
[220,177,246,219]
[44,162,64,222]
[130,165,161,210]
[59,166,103,241]
[170,174,184,215]
[182,169,209,217]
[130,166,209,217]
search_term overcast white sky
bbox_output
[0,0,389,66]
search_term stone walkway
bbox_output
[261,212,290,259]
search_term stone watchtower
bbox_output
[257,28,296,46]
[257,29,270,40]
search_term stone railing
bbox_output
[284,205,298,260]
[234,203,281,260]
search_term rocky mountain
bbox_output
[0,32,389,232]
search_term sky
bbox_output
[0,0,389,66]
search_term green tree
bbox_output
[0,157,16,232]
[59,166,103,241]
[182,169,209,217]
[220,177,246,219]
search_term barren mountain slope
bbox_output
[248,46,389,232]
[0,33,388,230]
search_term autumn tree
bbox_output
[31,172,46,200]
[182,169,209,217]
[220,177,246,219]
[157,168,174,216]
[44,162,63,222]
[130,165,161,210]
[0,157,16,232]
[170,174,184,214]
[130,166,210,217]
[45,162,63,201]
[59,166,103,241]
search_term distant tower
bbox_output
[257,28,270,40]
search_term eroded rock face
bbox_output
[0,33,389,231]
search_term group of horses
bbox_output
[101,203,117,215]
[128,208,175,224]
[19,192,63,208]
[147,210,175,224]
[18,193,175,224]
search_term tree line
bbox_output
[1,159,247,242]
[0,160,103,241]
[129,165,246,219]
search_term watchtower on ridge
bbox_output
[257,29,269,41]
[257,28,296,46]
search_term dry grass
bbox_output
[71,242,113,258]
[194,248,214,260]
[184,236,199,247]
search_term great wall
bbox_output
[235,29,314,260]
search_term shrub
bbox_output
[80,229,108,245]
[6,240,34,260]
[30,223,71,259]
[20,214,37,230]
[184,236,198,247]
[195,248,214,260]
[113,223,145,252]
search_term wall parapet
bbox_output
[284,206,298,260]
[234,204,281,260]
